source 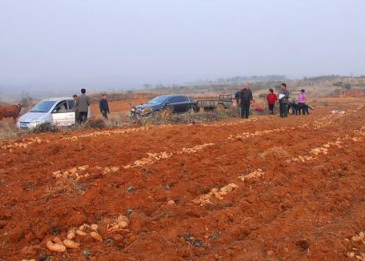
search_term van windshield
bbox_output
[30,101,57,113]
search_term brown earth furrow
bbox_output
[46,111,348,177]
[0,103,364,261]
[109,107,364,260]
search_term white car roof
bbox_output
[41,97,73,102]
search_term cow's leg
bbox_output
[304,107,308,115]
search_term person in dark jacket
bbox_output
[99,94,110,119]
[234,88,241,106]
[75,88,90,123]
[266,89,277,114]
[278,83,290,118]
[240,83,253,119]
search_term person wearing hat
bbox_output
[278,83,289,118]
[297,89,307,115]
[239,83,253,119]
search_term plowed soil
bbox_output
[1,99,365,261]
[90,98,149,116]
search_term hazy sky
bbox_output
[0,0,364,90]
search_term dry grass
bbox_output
[0,110,236,140]
[84,117,107,129]
[0,121,20,140]
[106,114,131,128]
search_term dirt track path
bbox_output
[0,103,364,261]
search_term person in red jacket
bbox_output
[266,88,278,114]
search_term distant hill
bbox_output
[0,85,76,101]
[0,85,129,102]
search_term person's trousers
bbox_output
[268,104,275,114]
[241,100,250,119]
[280,103,288,118]
[79,111,88,123]
[75,110,80,124]
[292,106,297,115]
[101,111,108,119]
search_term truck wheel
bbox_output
[215,104,225,112]
[187,105,196,113]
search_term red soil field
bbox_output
[1,98,365,261]
[90,96,151,116]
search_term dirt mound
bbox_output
[259,146,291,159]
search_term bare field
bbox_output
[90,93,153,116]
[0,98,365,261]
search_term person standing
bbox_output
[297,89,307,115]
[266,88,277,114]
[240,83,253,119]
[99,93,110,119]
[76,88,90,123]
[72,94,79,124]
[278,83,290,118]
[234,88,241,106]
[234,88,242,116]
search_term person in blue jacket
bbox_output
[99,93,110,119]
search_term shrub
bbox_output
[84,117,106,129]
[29,123,57,134]
[107,114,130,128]
[343,83,352,90]
[0,122,19,140]
[258,93,267,99]
[20,92,35,108]
[163,111,227,125]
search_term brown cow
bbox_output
[0,104,22,123]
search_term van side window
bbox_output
[67,100,74,110]
[54,101,68,113]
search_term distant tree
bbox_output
[333,82,343,87]
[259,93,267,99]
[143,84,153,89]
[343,83,352,90]
[155,83,165,89]
[20,92,34,107]
[274,84,281,92]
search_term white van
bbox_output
[17,97,90,129]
